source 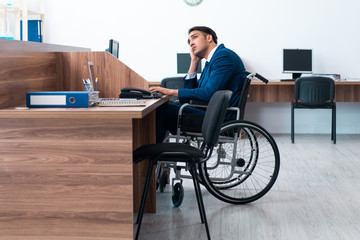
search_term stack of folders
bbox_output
[98,98,146,107]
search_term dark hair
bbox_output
[188,26,218,44]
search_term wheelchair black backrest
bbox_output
[237,77,252,120]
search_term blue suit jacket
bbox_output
[178,44,246,108]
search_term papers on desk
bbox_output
[345,78,360,82]
[311,73,340,80]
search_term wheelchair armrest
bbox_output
[227,107,240,121]
[178,103,240,121]
[189,99,209,105]
[178,103,208,116]
[173,96,241,141]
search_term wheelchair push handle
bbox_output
[246,71,269,84]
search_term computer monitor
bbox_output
[177,53,202,74]
[283,49,312,79]
[109,39,119,58]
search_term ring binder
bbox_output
[26,91,99,108]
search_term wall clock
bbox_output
[184,0,203,6]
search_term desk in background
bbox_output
[248,80,360,102]
[149,80,360,102]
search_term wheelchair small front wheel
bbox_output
[159,171,168,193]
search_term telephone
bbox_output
[119,88,162,99]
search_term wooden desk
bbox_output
[248,80,360,102]
[0,99,166,240]
[0,39,162,239]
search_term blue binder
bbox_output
[26,91,92,108]
[20,20,42,42]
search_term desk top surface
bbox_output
[0,98,168,119]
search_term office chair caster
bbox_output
[172,182,184,207]
[171,166,185,207]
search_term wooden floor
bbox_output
[136,134,360,240]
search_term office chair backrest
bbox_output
[237,77,251,120]
[161,77,184,103]
[295,77,335,104]
[161,77,184,89]
[202,90,232,147]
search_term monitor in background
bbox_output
[109,39,119,58]
[283,49,312,80]
[177,53,202,74]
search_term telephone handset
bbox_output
[119,88,162,99]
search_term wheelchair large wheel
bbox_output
[199,120,280,204]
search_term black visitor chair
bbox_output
[291,76,336,144]
[133,90,233,240]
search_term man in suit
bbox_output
[150,26,247,143]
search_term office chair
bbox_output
[291,76,336,144]
[133,90,232,240]
[161,76,184,103]
[161,76,184,89]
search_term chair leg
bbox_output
[291,103,295,143]
[333,106,336,144]
[135,159,155,240]
[189,167,205,223]
[190,163,211,240]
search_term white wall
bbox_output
[42,0,360,134]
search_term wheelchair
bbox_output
[156,73,280,207]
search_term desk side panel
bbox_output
[132,112,156,213]
[0,117,133,239]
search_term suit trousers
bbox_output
[155,102,205,143]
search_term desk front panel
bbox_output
[0,116,133,239]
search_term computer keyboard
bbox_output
[98,98,146,107]
[280,79,295,82]
[141,92,163,99]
